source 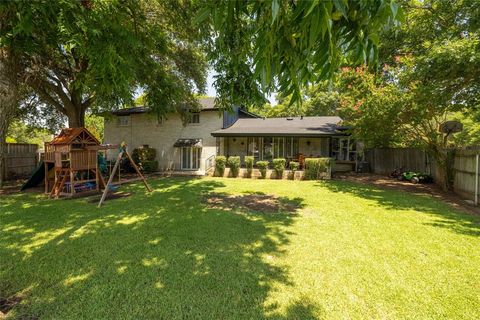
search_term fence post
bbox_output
[475,154,479,206]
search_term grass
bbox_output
[1,177,479,319]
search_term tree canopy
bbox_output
[198,0,401,109]
[1,0,207,127]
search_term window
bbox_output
[263,137,273,161]
[273,137,285,158]
[285,137,299,158]
[181,147,201,170]
[188,113,200,124]
[332,137,356,161]
[247,137,261,160]
[117,116,130,126]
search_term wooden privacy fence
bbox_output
[364,148,432,175]
[452,149,480,204]
[365,147,480,205]
[4,143,38,180]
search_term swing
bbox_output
[97,142,152,207]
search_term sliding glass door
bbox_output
[181,147,201,170]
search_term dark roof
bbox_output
[50,127,100,145]
[111,98,264,118]
[211,116,347,137]
[173,138,203,148]
[112,97,217,115]
[112,107,149,116]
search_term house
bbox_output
[104,97,358,174]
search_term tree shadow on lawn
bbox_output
[0,177,317,319]
[321,180,480,238]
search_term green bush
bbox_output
[227,156,241,177]
[245,156,254,178]
[132,147,157,172]
[132,147,156,163]
[256,161,269,179]
[304,158,334,180]
[272,158,286,179]
[289,161,300,171]
[289,161,300,179]
[215,156,227,177]
[142,160,158,173]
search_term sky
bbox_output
[206,70,277,105]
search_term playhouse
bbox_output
[44,127,104,197]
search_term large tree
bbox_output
[1,0,207,128]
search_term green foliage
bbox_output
[132,147,156,163]
[272,158,286,179]
[227,156,240,178]
[198,0,400,108]
[132,146,157,172]
[336,66,405,148]
[1,0,207,126]
[289,161,300,172]
[6,121,52,147]
[142,160,158,173]
[250,83,340,118]
[245,156,254,178]
[85,113,104,142]
[256,161,269,179]
[215,156,226,177]
[304,158,334,180]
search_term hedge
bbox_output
[272,158,286,179]
[227,156,241,177]
[215,156,226,177]
[256,161,269,179]
[245,156,254,178]
[132,147,157,172]
[289,161,299,171]
[304,158,334,180]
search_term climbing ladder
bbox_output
[49,168,70,198]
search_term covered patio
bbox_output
[211,116,359,170]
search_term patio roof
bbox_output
[173,138,203,148]
[211,116,349,137]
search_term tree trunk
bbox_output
[0,49,20,188]
[66,107,86,127]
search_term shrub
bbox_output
[289,161,299,179]
[132,146,157,172]
[215,156,227,177]
[289,161,300,171]
[272,158,286,179]
[132,147,156,163]
[256,161,269,179]
[304,158,334,180]
[245,156,254,178]
[227,156,241,177]
[142,160,158,173]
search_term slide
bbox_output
[20,160,54,191]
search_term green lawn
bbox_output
[1,177,479,319]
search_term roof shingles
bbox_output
[211,116,345,137]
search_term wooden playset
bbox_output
[43,127,151,205]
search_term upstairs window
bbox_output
[188,112,200,124]
[117,115,130,126]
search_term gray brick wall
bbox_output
[104,110,222,174]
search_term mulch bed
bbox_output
[203,193,300,214]
[335,173,480,216]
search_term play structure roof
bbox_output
[50,127,100,146]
